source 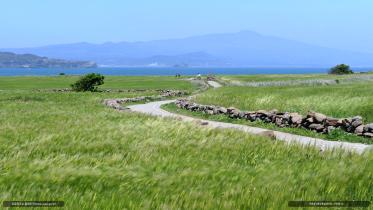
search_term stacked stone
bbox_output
[175,99,373,139]
[159,90,187,97]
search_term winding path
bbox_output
[207,80,222,88]
[127,100,372,154]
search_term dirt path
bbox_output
[127,100,371,154]
[207,80,222,88]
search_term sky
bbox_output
[1,0,372,53]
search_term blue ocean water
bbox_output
[0,67,372,76]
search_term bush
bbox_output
[59,73,65,76]
[329,64,353,75]
[71,73,105,92]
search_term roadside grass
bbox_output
[0,76,196,91]
[162,103,373,144]
[193,82,373,122]
[0,76,372,209]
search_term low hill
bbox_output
[0,52,97,68]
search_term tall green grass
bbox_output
[220,72,373,82]
[194,82,373,122]
[0,76,372,209]
[0,76,196,91]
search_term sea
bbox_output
[0,67,372,76]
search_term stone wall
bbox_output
[175,99,373,139]
[104,90,187,110]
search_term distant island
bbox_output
[0,52,97,68]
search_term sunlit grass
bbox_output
[0,75,196,91]
[0,76,372,209]
[194,82,373,122]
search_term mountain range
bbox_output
[3,31,373,67]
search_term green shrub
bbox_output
[71,73,105,92]
[59,72,65,76]
[329,64,353,75]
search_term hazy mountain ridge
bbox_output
[3,31,373,67]
[0,52,97,68]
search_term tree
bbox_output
[71,73,105,92]
[329,64,353,75]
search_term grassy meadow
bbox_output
[219,72,373,82]
[0,75,196,91]
[0,75,372,209]
[194,82,373,122]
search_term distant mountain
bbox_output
[3,31,373,67]
[0,52,97,68]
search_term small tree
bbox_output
[329,64,353,75]
[71,73,105,92]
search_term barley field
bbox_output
[0,76,372,209]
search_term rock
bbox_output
[239,111,246,118]
[290,113,303,125]
[363,123,373,132]
[309,123,325,131]
[342,118,352,125]
[217,107,227,114]
[275,118,283,127]
[352,116,363,121]
[306,117,314,123]
[314,112,327,123]
[326,117,339,126]
[230,110,240,118]
[327,126,336,133]
[206,110,214,115]
[354,125,364,135]
[363,132,373,138]
[351,119,363,128]
[227,107,237,114]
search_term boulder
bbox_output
[275,118,283,127]
[229,110,240,118]
[364,123,373,132]
[354,125,364,135]
[309,123,325,132]
[363,132,373,138]
[290,113,303,125]
[351,119,363,128]
[206,110,214,115]
[314,112,327,123]
[239,111,246,118]
[227,107,237,114]
[306,117,314,123]
[326,117,339,126]
[217,107,227,114]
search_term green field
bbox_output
[0,76,196,91]
[219,72,373,82]
[194,82,373,122]
[0,76,372,209]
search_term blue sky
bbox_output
[1,0,372,53]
